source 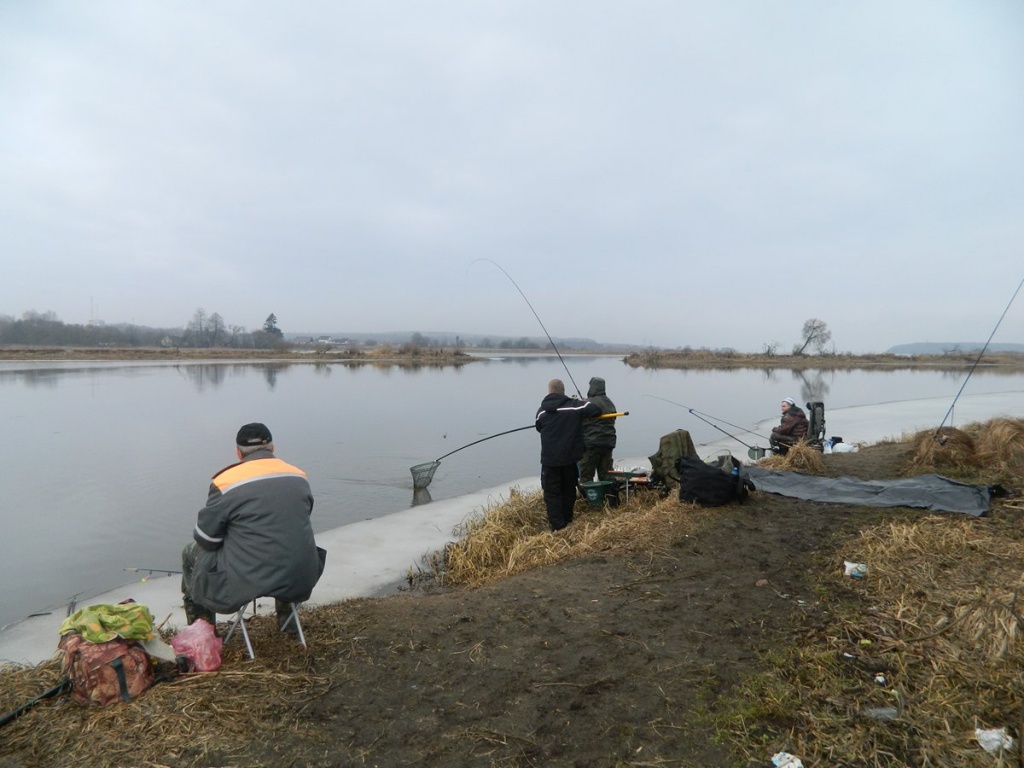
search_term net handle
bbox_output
[434,424,534,462]
[429,411,627,463]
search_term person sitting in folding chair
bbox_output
[181,422,325,637]
[769,397,809,455]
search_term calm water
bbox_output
[2,355,1022,629]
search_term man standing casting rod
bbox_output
[535,379,602,532]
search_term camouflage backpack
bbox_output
[58,632,155,706]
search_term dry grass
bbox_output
[756,442,828,474]
[0,620,337,768]
[432,485,712,588]
[905,418,1024,482]
[728,511,1024,766]
[722,417,1024,766]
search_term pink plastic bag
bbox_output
[170,619,223,671]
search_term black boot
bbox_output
[275,599,299,636]
[184,596,216,629]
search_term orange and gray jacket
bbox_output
[190,449,320,613]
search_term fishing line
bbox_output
[472,258,583,398]
[645,394,772,445]
[935,274,1024,439]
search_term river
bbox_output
[2,355,1022,629]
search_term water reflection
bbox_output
[174,363,228,390]
[4,368,61,388]
[791,369,832,404]
[411,487,433,507]
[256,364,286,389]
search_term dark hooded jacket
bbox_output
[582,377,617,449]
[189,448,321,612]
[535,393,601,466]
[772,405,809,441]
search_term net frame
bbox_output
[410,461,440,489]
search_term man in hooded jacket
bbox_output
[535,379,601,531]
[580,376,617,483]
[770,397,809,454]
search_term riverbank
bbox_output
[3,394,1024,766]
[6,345,1024,373]
[0,345,476,364]
[4,391,1021,668]
[626,348,1024,371]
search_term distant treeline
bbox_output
[0,310,285,349]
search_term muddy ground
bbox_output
[249,444,915,767]
[1,443,936,767]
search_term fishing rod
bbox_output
[472,258,583,399]
[0,678,71,729]
[434,425,535,464]
[411,413,627,490]
[435,412,628,464]
[935,274,1024,439]
[123,567,182,581]
[645,394,771,447]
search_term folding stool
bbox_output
[224,599,306,659]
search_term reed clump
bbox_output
[906,425,979,475]
[756,441,828,474]
[905,418,1024,481]
[433,485,712,588]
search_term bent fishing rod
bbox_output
[411,413,627,489]
[435,412,629,463]
[645,394,770,450]
[935,274,1024,439]
[472,258,584,399]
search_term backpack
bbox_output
[676,454,751,507]
[648,429,698,489]
[58,632,155,706]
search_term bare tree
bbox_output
[208,313,226,347]
[228,324,248,348]
[186,308,208,347]
[794,318,832,355]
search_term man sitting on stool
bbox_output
[181,422,323,635]
[769,397,809,455]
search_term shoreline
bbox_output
[3,390,1024,667]
[4,346,1024,372]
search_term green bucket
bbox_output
[581,480,616,507]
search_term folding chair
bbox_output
[224,598,306,659]
[769,401,827,455]
[805,401,826,449]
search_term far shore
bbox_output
[623,348,1024,371]
[3,344,1024,372]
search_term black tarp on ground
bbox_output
[742,467,991,516]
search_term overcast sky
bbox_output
[2,2,1022,352]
